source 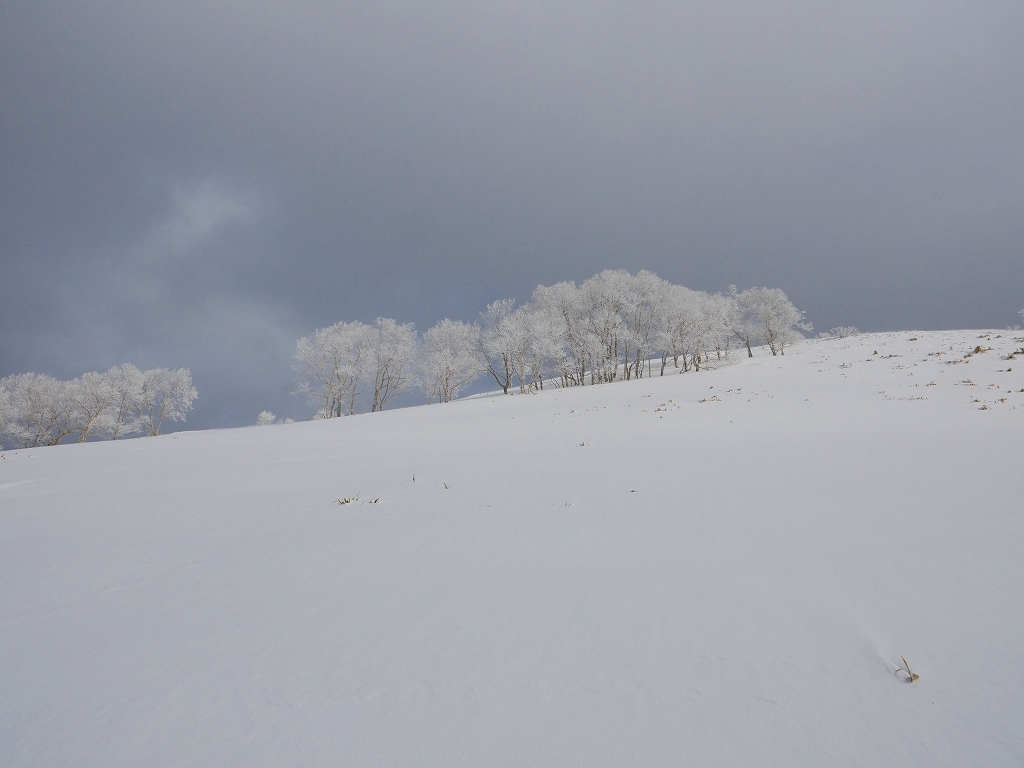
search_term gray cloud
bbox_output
[3,1,1023,428]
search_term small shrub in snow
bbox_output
[820,326,860,339]
[257,410,276,425]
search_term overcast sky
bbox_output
[2,0,1022,429]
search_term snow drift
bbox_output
[2,329,1023,766]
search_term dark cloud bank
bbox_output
[2,1,1022,429]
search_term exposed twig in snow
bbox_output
[896,656,920,683]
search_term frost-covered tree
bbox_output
[503,303,561,394]
[579,269,631,383]
[0,373,75,447]
[420,319,482,403]
[739,287,812,356]
[72,370,118,442]
[657,285,701,373]
[131,368,198,436]
[654,287,732,373]
[525,307,567,391]
[295,321,373,418]
[726,285,760,357]
[701,292,736,364]
[680,291,726,371]
[0,382,10,446]
[0,363,194,448]
[295,317,416,416]
[478,299,518,394]
[257,410,276,425]
[621,270,668,379]
[102,364,145,440]
[368,318,417,412]
[4,373,52,447]
[0,376,21,448]
[532,281,587,386]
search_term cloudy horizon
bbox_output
[3,0,1022,428]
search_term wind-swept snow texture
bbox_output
[3,330,1023,766]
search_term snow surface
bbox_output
[2,330,1023,766]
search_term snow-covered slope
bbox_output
[2,330,1023,766]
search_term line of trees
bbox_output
[294,269,812,417]
[0,365,197,449]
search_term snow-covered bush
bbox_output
[257,410,276,425]
[820,326,860,339]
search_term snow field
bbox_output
[1,330,1023,765]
